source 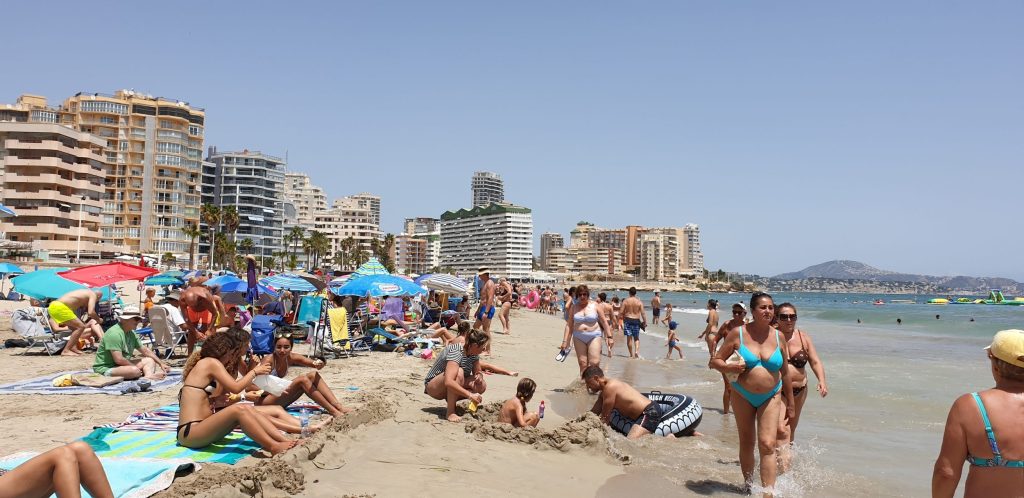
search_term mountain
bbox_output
[772,260,1021,292]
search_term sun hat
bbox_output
[985,329,1024,368]
[477,267,490,276]
[119,309,144,320]
[166,291,181,301]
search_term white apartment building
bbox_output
[314,196,381,262]
[350,193,380,227]
[283,172,327,229]
[639,232,680,282]
[540,232,564,271]
[207,149,285,260]
[682,223,704,275]
[471,171,504,208]
[439,203,533,279]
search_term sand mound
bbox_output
[157,392,395,497]
[463,412,611,453]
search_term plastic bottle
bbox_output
[300,408,310,438]
[539,400,546,419]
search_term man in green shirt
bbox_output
[93,310,170,380]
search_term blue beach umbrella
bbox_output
[0,263,25,275]
[203,275,278,297]
[144,274,185,286]
[12,269,117,301]
[162,270,186,278]
[351,258,389,279]
[333,274,427,297]
[261,274,319,293]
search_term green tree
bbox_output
[380,233,396,273]
[303,231,330,270]
[352,248,369,267]
[180,223,202,270]
[213,233,236,271]
[287,226,305,267]
[338,237,357,271]
[221,206,240,243]
[287,253,298,271]
[200,204,221,270]
[237,238,255,256]
[161,252,176,266]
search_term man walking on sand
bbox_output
[651,291,661,327]
[473,267,496,353]
[178,285,225,354]
[48,289,106,356]
[621,287,646,359]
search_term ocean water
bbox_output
[548,291,1023,497]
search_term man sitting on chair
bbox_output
[93,310,170,380]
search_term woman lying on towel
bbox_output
[0,441,114,498]
[243,333,353,417]
[178,331,298,455]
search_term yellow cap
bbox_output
[985,329,1024,368]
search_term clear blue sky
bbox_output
[3,1,1021,279]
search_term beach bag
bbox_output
[12,308,47,337]
[249,315,276,355]
[44,339,68,355]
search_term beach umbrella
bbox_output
[333,274,427,297]
[58,262,159,287]
[12,269,116,301]
[0,262,25,295]
[144,274,185,286]
[351,257,389,279]
[162,269,186,278]
[204,274,242,288]
[203,274,278,297]
[261,273,319,292]
[284,271,327,291]
[416,274,469,295]
[0,204,16,217]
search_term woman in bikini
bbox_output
[177,331,297,455]
[933,329,1024,497]
[558,285,612,375]
[248,334,353,417]
[496,278,513,334]
[710,302,745,415]
[775,303,827,472]
[711,293,794,495]
[698,299,720,359]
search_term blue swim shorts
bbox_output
[623,318,641,339]
[476,305,496,320]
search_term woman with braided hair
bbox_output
[498,378,540,428]
[177,330,298,455]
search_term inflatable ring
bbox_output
[526,291,540,309]
[609,392,702,437]
[519,295,529,307]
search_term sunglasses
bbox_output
[778,313,797,321]
[275,332,292,339]
[732,310,745,315]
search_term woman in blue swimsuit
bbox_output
[711,292,794,494]
[933,329,1024,497]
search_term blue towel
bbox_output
[0,451,194,498]
[0,371,181,396]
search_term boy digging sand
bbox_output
[583,365,661,439]
[499,378,541,428]
[666,321,684,360]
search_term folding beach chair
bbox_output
[16,308,71,356]
[145,306,187,359]
[366,327,416,352]
[317,306,371,358]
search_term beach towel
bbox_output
[0,451,195,498]
[0,370,181,395]
[81,428,259,465]
[97,403,322,432]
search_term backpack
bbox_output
[249,315,276,355]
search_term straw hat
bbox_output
[477,267,490,276]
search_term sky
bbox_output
[3,1,1022,279]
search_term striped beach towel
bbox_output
[0,370,181,396]
[83,428,259,465]
[98,403,323,432]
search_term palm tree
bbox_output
[338,237,357,270]
[200,204,221,270]
[181,223,202,270]
[161,252,176,267]
[287,226,305,267]
[352,248,369,267]
[287,254,298,271]
[264,255,277,272]
[332,250,346,270]
[301,231,330,270]
[237,238,255,256]
[381,233,396,273]
[213,233,235,271]
[221,206,240,243]
[273,251,289,272]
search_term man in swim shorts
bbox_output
[621,287,646,359]
[48,289,106,356]
[651,291,661,326]
[178,285,225,354]
[472,267,496,352]
[583,365,661,439]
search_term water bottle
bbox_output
[539,400,546,419]
[300,408,310,438]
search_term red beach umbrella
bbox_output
[58,262,160,287]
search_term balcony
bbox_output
[3,155,105,176]
[3,173,103,191]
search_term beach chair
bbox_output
[16,308,71,356]
[319,306,371,358]
[366,327,416,352]
[146,306,187,359]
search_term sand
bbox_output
[0,299,766,497]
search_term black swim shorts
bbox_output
[637,401,663,434]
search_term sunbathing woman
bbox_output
[0,441,114,498]
[178,331,297,455]
[250,334,353,417]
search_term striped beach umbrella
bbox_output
[351,257,389,278]
[261,273,319,292]
[417,274,469,295]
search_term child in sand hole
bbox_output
[499,378,541,427]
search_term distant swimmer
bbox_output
[936,314,941,320]
[897,318,903,325]
[970,317,975,322]
[857,319,862,324]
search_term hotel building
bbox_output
[439,202,533,279]
[283,172,327,230]
[205,149,285,260]
[540,232,565,271]
[404,217,441,270]
[471,171,504,208]
[393,235,429,275]
[62,90,205,254]
[314,195,381,262]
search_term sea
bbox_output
[546,291,1023,497]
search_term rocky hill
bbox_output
[771,260,1021,294]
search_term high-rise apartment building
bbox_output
[471,171,504,208]
[565,221,704,280]
[206,149,285,260]
[639,232,679,281]
[570,247,622,275]
[314,196,381,266]
[404,217,441,270]
[393,235,429,275]
[350,193,380,227]
[283,172,327,229]
[682,224,703,275]
[439,202,533,279]
[540,232,564,271]
[0,119,124,258]
[63,90,205,254]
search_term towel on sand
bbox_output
[0,451,195,498]
[0,370,181,395]
[81,428,259,465]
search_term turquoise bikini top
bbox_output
[737,327,784,373]
[967,392,1024,468]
